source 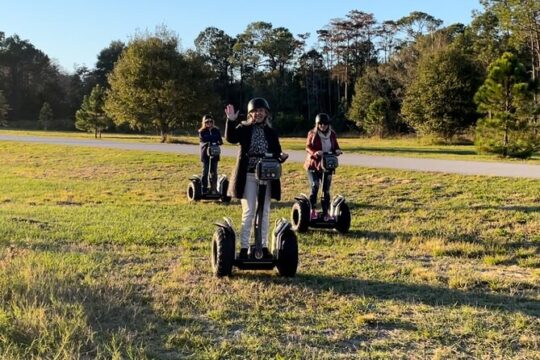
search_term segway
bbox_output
[211,153,298,277]
[187,142,231,203]
[291,152,351,234]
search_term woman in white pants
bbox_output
[224,98,288,259]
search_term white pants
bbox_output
[240,173,271,248]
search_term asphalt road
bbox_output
[1,134,539,179]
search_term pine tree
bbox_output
[75,84,109,138]
[474,52,538,158]
[38,102,53,130]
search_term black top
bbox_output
[225,120,283,200]
[198,127,223,162]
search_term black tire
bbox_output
[220,179,231,203]
[211,228,235,277]
[335,202,351,234]
[291,200,310,233]
[187,180,201,201]
[276,230,298,277]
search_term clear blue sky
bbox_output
[1,0,482,73]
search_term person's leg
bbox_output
[240,173,257,250]
[321,173,333,219]
[201,158,210,192]
[209,158,218,192]
[308,170,321,219]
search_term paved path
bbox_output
[1,134,539,179]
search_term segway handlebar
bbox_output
[322,150,343,156]
[248,152,289,163]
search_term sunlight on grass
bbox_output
[0,141,538,358]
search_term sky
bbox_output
[0,0,483,73]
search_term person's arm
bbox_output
[216,128,224,145]
[224,104,240,144]
[306,131,321,158]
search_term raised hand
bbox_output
[225,104,239,121]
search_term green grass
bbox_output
[0,141,539,359]
[2,128,539,163]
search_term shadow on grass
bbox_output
[346,229,409,241]
[303,274,540,318]
[493,205,540,213]
[5,243,187,359]
[241,273,539,318]
[272,201,296,210]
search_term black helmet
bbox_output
[247,98,270,113]
[315,113,330,125]
[202,114,214,122]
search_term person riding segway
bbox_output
[290,113,351,233]
[187,115,231,203]
[211,98,298,277]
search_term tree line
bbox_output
[0,0,538,157]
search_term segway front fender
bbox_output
[291,195,310,233]
[211,217,236,277]
[272,218,298,277]
[331,196,351,234]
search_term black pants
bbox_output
[307,170,332,215]
[202,157,218,191]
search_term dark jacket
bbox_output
[304,129,340,171]
[225,119,283,200]
[199,127,223,162]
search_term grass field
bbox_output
[0,141,539,359]
[2,129,539,163]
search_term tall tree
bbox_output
[93,40,125,88]
[75,84,109,138]
[397,11,443,42]
[348,65,403,136]
[402,45,481,140]
[195,27,236,105]
[0,34,77,128]
[0,35,53,123]
[298,49,326,122]
[0,90,8,126]
[486,0,540,134]
[377,20,400,63]
[468,6,509,67]
[474,52,537,157]
[105,27,217,142]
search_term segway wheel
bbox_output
[276,230,298,277]
[291,200,310,233]
[335,202,351,234]
[220,178,231,203]
[187,180,202,201]
[211,227,235,277]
